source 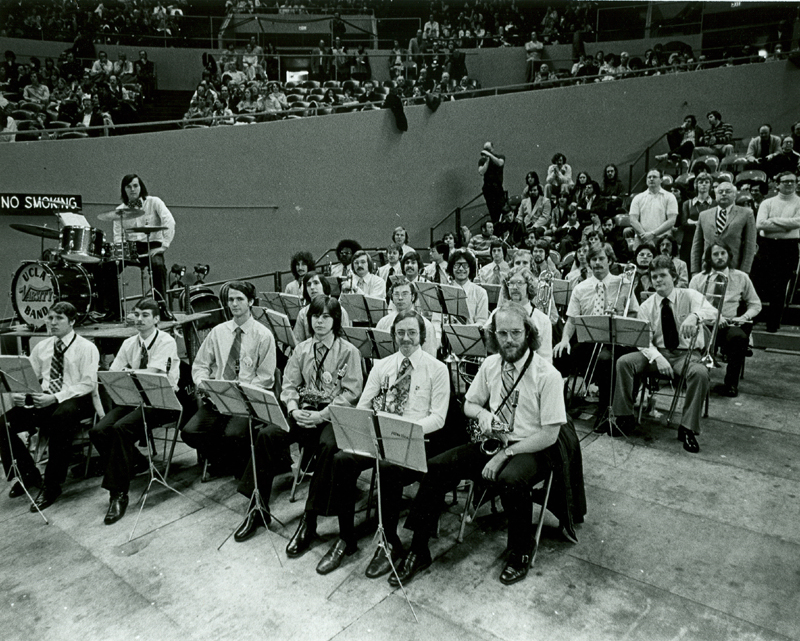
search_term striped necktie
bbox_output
[48,339,66,393]
[497,362,515,425]
[716,206,727,234]
[138,341,149,369]
[222,327,243,380]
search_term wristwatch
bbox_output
[504,447,514,458]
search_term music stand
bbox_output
[260,292,302,324]
[339,294,388,326]
[326,406,426,621]
[200,380,289,559]
[415,282,469,323]
[98,370,191,541]
[0,356,48,523]
[552,279,572,312]
[257,309,297,349]
[324,276,341,297]
[478,283,501,309]
[342,327,394,360]
[443,324,486,394]
[574,315,649,439]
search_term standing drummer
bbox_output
[113,174,175,317]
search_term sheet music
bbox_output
[133,371,183,412]
[260,292,302,323]
[238,382,290,431]
[375,412,428,473]
[0,356,43,394]
[98,371,143,407]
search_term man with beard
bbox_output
[690,242,761,398]
[392,302,585,586]
[530,239,561,278]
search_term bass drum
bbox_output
[11,261,94,328]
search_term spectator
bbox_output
[524,31,544,83]
[575,180,604,225]
[616,51,631,77]
[601,163,626,214]
[534,63,557,87]
[211,100,234,126]
[40,57,60,90]
[0,103,16,143]
[677,172,715,271]
[628,168,679,245]
[657,114,705,168]
[423,14,440,41]
[72,94,104,137]
[764,136,800,180]
[546,152,573,197]
[755,171,800,332]
[114,52,135,85]
[237,86,258,114]
[519,172,551,231]
[331,37,348,81]
[392,226,413,256]
[242,43,258,70]
[530,238,561,277]
[22,71,50,106]
[137,50,156,99]
[350,45,371,82]
[495,206,526,247]
[263,81,288,115]
[791,121,800,151]
[311,40,330,81]
[59,51,81,84]
[738,124,781,171]
[407,30,424,76]
[222,62,246,87]
[468,220,500,264]
[90,51,113,85]
[694,110,734,159]
[658,236,689,287]
[478,141,506,222]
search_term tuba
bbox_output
[467,390,519,455]
[534,270,553,316]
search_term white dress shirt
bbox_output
[567,272,640,318]
[375,311,439,357]
[283,280,302,297]
[466,350,566,442]
[29,331,99,404]
[192,316,276,389]
[456,280,489,325]
[111,329,180,390]
[347,272,386,299]
[378,262,402,282]
[113,195,176,248]
[357,346,450,434]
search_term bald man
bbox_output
[691,181,757,274]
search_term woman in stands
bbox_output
[318,88,339,111]
[601,164,626,215]
[571,171,592,204]
[237,86,258,114]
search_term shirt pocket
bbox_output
[407,382,432,416]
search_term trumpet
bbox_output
[666,272,727,425]
[467,390,519,455]
[535,270,553,317]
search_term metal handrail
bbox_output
[627,131,668,194]
[429,193,483,245]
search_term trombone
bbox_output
[666,272,727,425]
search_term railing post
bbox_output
[454,207,462,236]
[628,164,633,194]
[274,272,281,292]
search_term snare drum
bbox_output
[11,261,95,327]
[60,226,104,264]
[102,240,138,262]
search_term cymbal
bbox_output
[9,223,61,240]
[97,207,145,222]
[127,225,167,234]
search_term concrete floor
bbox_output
[1,347,799,641]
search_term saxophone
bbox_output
[467,390,519,455]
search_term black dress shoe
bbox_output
[316,539,357,575]
[388,550,431,587]
[30,487,61,512]
[8,481,29,498]
[365,542,405,579]
[286,515,316,558]
[499,552,531,585]
[233,509,271,542]
[104,492,129,525]
[712,383,738,398]
[680,427,700,454]
[592,414,610,434]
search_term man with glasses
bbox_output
[690,181,757,275]
[447,248,489,324]
[392,302,585,587]
[341,250,385,299]
[377,278,438,355]
[756,171,800,332]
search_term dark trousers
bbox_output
[89,405,174,494]
[181,404,250,472]
[236,419,336,511]
[405,442,551,556]
[554,341,632,409]
[95,245,167,315]
[0,395,94,491]
[483,185,506,222]
[716,324,750,387]
[758,238,798,331]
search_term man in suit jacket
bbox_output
[691,181,756,274]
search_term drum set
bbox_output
[9,207,167,328]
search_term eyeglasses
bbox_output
[453,262,469,270]
[779,179,797,184]
[507,280,526,287]
[395,329,419,338]
[495,329,524,340]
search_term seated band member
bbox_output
[340,250,386,299]
[475,240,510,285]
[0,302,100,511]
[448,248,489,325]
[423,240,450,284]
[488,266,552,363]
[329,239,361,278]
[284,251,315,298]
[376,278,438,356]
[612,255,716,453]
[182,281,276,476]
[294,271,351,343]
[377,243,403,282]
[395,302,585,587]
[507,249,559,325]
[553,245,640,422]
[300,309,450,577]
[89,299,180,525]
[689,242,761,398]
[234,296,362,542]
[400,250,425,284]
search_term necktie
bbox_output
[497,362,516,425]
[49,339,65,393]
[661,298,680,350]
[389,266,395,278]
[138,341,149,369]
[223,327,243,380]
[386,357,412,415]
[592,282,606,315]
[357,278,365,291]
[491,264,501,284]
[314,342,329,389]
[716,207,727,234]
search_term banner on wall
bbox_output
[0,193,82,215]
